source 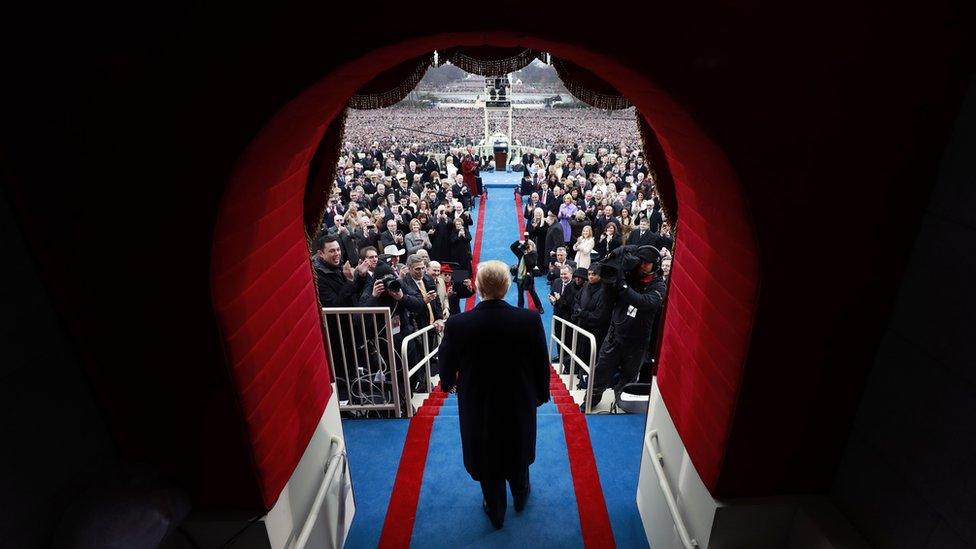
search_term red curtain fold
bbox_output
[304,111,347,238]
[438,46,545,76]
[637,111,678,228]
[552,57,632,110]
[348,53,434,110]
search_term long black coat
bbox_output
[430,219,453,261]
[449,229,472,272]
[438,299,550,480]
[544,222,566,261]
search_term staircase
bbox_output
[549,366,617,414]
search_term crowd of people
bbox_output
[314,105,673,412]
[312,139,488,401]
[343,106,642,156]
[510,145,675,410]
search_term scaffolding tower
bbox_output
[483,76,513,144]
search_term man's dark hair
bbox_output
[315,233,339,252]
[359,245,377,258]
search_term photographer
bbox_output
[583,246,667,411]
[359,258,426,373]
[510,236,544,313]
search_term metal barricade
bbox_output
[320,307,402,418]
[549,316,599,413]
[400,323,442,418]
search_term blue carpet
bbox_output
[341,171,648,548]
[411,405,584,548]
[586,414,650,548]
[476,171,555,342]
[342,419,410,549]
[458,196,481,312]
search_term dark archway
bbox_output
[210,32,759,508]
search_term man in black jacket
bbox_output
[548,265,578,320]
[327,216,362,265]
[438,260,550,529]
[571,264,612,381]
[550,266,584,368]
[401,254,444,390]
[313,234,369,386]
[627,216,656,247]
[583,246,667,411]
[381,219,405,250]
[544,211,566,262]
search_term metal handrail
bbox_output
[549,316,598,413]
[646,430,699,548]
[321,307,402,418]
[292,436,348,549]
[400,322,442,417]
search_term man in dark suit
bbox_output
[538,182,554,212]
[627,216,656,247]
[401,254,444,390]
[544,211,566,261]
[647,205,664,234]
[381,219,405,249]
[438,260,550,529]
[548,264,579,320]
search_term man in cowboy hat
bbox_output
[379,244,406,271]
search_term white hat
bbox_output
[383,244,405,257]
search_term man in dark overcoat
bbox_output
[438,260,550,529]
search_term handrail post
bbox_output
[646,430,699,547]
[423,331,432,394]
[321,309,337,382]
[585,329,596,414]
[383,309,402,418]
[549,316,556,366]
[569,328,579,385]
[399,322,413,418]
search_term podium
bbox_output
[494,151,507,171]
[493,141,509,172]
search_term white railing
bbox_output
[321,307,402,418]
[549,316,598,413]
[646,430,699,548]
[400,323,442,418]
[292,436,350,549]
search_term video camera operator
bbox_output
[583,245,666,411]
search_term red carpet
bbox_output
[377,391,445,548]
[524,194,613,545]
[377,193,614,547]
[550,366,616,548]
[464,191,487,312]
